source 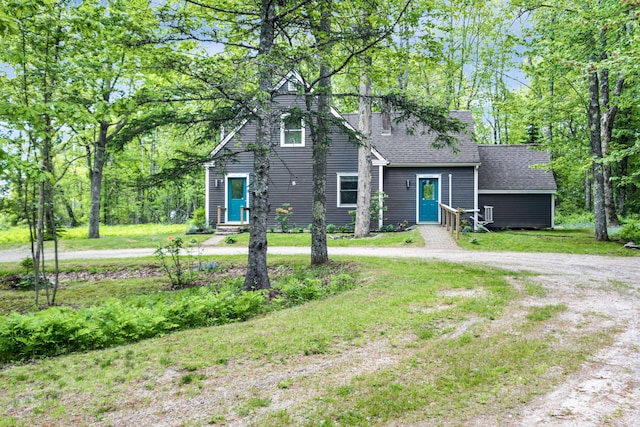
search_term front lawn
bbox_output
[458,228,639,256]
[225,228,424,247]
[0,224,211,251]
[0,255,614,426]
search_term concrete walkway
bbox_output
[416,224,461,251]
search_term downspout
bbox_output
[473,165,479,231]
[551,193,555,229]
[378,164,384,231]
[448,173,452,207]
[205,166,210,227]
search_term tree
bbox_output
[521,0,639,239]
[0,0,75,306]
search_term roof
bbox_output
[477,145,557,192]
[343,110,479,165]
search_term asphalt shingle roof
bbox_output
[477,145,557,191]
[342,110,479,165]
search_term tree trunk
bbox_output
[545,78,554,145]
[587,69,608,241]
[88,122,109,238]
[617,157,627,217]
[599,71,623,227]
[585,170,592,211]
[354,65,372,238]
[310,0,332,265]
[243,0,275,290]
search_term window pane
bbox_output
[283,116,303,145]
[231,179,244,199]
[422,182,434,200]
[341,191,357,205]
[340,176,358,205]
[284,129,302,145]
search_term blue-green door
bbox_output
[418,178,439,222]
[227,177,247,222]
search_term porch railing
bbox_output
[438,203,462,240]
[217,206,249,225]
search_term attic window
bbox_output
[280,114,305,147]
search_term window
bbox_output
[280,114,305,146]
[338,174,358,207]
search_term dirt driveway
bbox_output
[1,235,639,426]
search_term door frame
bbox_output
[415,174,441,224]
[225,173,250,223]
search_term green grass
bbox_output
[0,224,210,251]
[227,228,424,247]
[458,228,639,256]
[0,256,613,426]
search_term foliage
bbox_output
[275,204,294,233]
[188,208,210,233]
[459,229,639,256]
[0,264,356,364]
[0,287,264,363]
[224,235,237,244]
[617,221,640,243]
[326,224,336,233]
[273,274,355,307]
[154,237,202,288]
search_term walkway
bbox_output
[416,224,461,251]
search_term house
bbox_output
[205,75,556,231]
[477,145,557,229]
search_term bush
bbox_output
[190,207,208,231]
[617,221,640,243]
[326,224,336,233]
[0,269,357,364]
[0,287,267,363]
[274,274,355,307]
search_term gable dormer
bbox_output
[274,71,304,94]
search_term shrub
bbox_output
[154,236,202,288]
[274,273,355,307]
[326,224,336,233]
[0,286,268,363]
[617,221,640,243]
[224,235,237,244]
[189,207,209,232]
[275,203,294,232]
[0,267,355,364]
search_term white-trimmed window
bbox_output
[280,114,305,147]
[337,174,358,207]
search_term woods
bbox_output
[1,0,639,286]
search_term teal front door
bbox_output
[227,177,247,222]
[418,178,439,222]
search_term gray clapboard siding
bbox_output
[382,167,475,227]
[478,194,553,229]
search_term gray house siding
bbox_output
[207,100,381,229]
[478,193,553,229]
[382,166,475,227]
